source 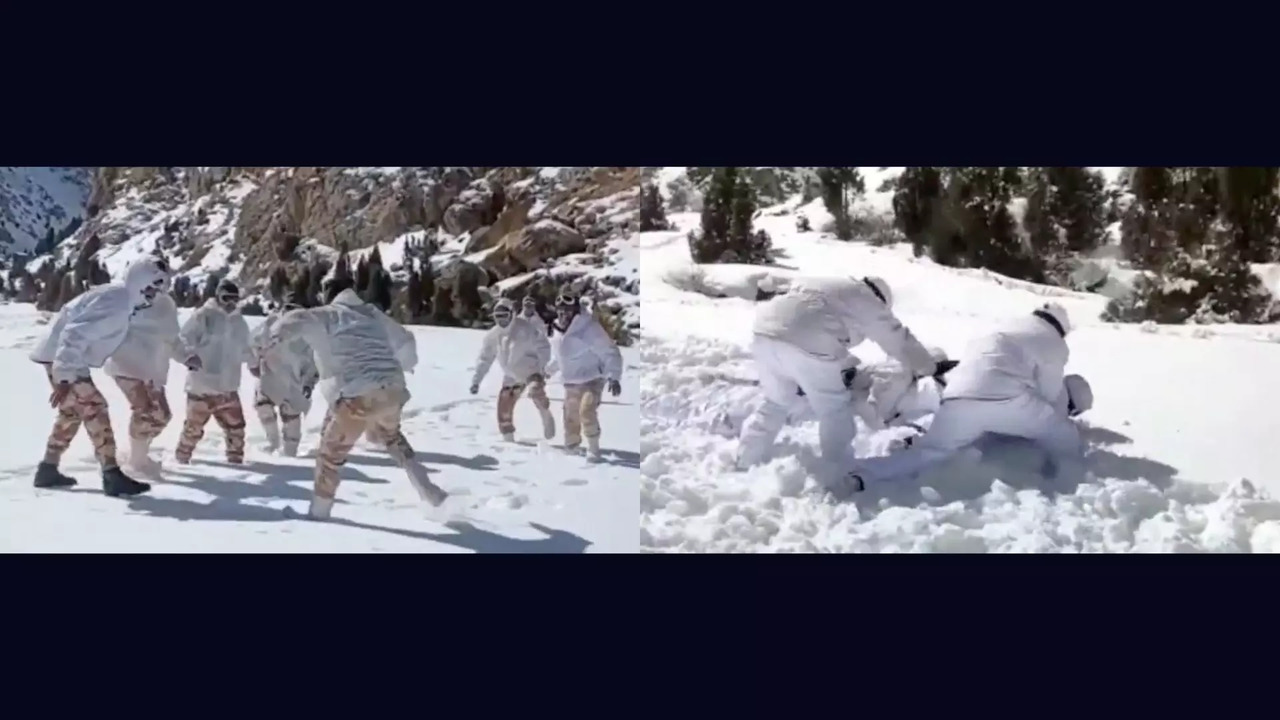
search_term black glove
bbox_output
[933,359,960,378]
[840,366,858,389]
[607,379,622,397]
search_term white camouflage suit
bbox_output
[471,309,554,439]
[852,303,1086,485]
[173,298,254,463]
[736,275,936,470]
[269,288,443,519]
[250,309,320,454]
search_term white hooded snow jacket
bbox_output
[178,298,253,395]
[30,259,171,383]
[553,313,623,386]
[471,316,552,388]
[272,289,416,402]
[941,313,1068,405]
[251,311,321,412]
[104,292,183,386]
[753,275,936,377]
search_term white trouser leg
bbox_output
[736,335,801,469]
[855,398,992,482]
[737,399,790,469]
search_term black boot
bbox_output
[102,466,151,498]
[34,462,77,489]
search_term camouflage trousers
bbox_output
[315,385,411,500]
[254,388,302,448]
[322,396,413,457]
[114,376,173,441]
[175,391,247,463]
[41,365,118,469]
[563,378,605,448]
[497,374,551,435]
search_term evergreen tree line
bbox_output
[678,166,1280,325]
[890,166,1280,323]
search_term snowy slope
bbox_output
[0,305,639,553]
[0,167,91,255]
[639,202,1280,553]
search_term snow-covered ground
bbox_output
[639,201,1280,553]
[0,305,639,553]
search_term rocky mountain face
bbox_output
[18,166,643,342]
[0,167,93,257]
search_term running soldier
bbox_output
[267,281,445,520]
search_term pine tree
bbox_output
[290,271,311,308]
[269,265,289,302]
[307,259,329,306]
[944,167,1039,280]
[892,167,944,258]
[57,269,75,310]
[369,245,384,270]
[816,167,865,240]
[365,268,393,312]
[728,172,756,248]
[1218,166,1280,263]
[333,241,353,288]
[356,257,371,293]
[202,274,220,302]
[638,185,669,231]
[406,259,423,321]
[688,167,769,264]
[431,284,455,325]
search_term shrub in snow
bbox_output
[795,214,811,232]
[1102,251,1279,325]
[687,168,772,265]
[637,184,670,231]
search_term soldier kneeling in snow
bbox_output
[470,298,555,442]
[28,257,169,496]
[250,292,319,456]
[270,279,445,520]
[849,301,1087,491]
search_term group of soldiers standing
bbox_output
[27,254,626,521]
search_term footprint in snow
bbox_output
[562,478,588,487]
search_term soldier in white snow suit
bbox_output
[315,282,418,458]
[549,292,623,458]
[27,256,169,496]
[851,346,955,432]
[103,257,188,479]
[521,295,548,334]
[849,302,1086,490]
[736,275,938,484]
[249,292,319,456]
[173,279,254,464]
[470,297,555,441]
[268,281,445,520]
